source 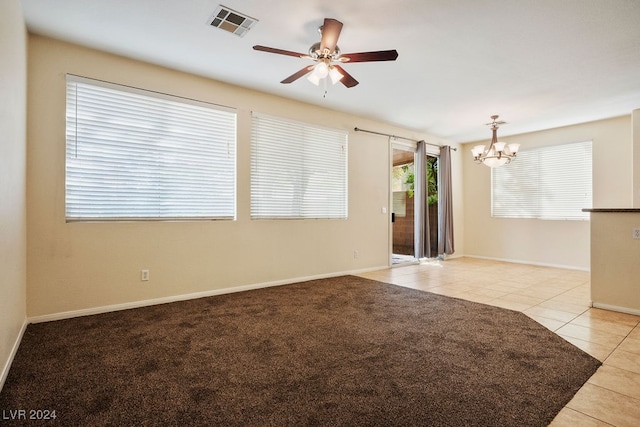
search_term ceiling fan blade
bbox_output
[319,18,343,54]
[253,45,307,58]
[340,50,399,63]
[332,65,359,88]
[281,66,314,84]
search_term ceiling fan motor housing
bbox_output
[309,42,340,60]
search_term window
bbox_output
[65,76,236,221]
[492,141,592,220]
[250,113,348,219]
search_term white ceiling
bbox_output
[19,0,640,143]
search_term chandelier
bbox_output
[471,115,520,168]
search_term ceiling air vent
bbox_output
[209,5,257,37]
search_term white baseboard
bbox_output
[592,302,640,316]
[0,319,28,392]
[463,254,590,272]
[28,265,388,324]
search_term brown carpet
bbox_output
[1,275,600,426]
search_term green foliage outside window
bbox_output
[400,157,438,205]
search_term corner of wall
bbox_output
[0,0,28,391]
[632,109,640,207]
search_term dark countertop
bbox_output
[582,208,640,212]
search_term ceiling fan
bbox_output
[253,18,398,88]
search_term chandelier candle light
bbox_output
[471,115,520,168]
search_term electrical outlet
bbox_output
[354,250,359,259]
[633,228,640,240]
[141,269,150,281]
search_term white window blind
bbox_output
[492,141,592,220]
[250,113,348,219]
[65,76,237,221]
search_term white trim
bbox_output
[250,112,348,220]
[463,254,590,272]
[28,266,387,324]
[390,142,416,266]
[491,140,592,221]
[0,320,28,392]
[65,76,237,221]
[251,111,347,135]
[592,302,640,316]
[66,74,236,112]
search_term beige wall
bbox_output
[0,0,28,388]
[633,109,640,207]
[26,35,462,318]
[590,212,640,314]
[463,116,632,270]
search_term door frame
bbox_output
[389,141,441,266]
[390,141,418,266]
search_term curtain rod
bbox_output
[353,127,457,151]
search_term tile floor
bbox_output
[357,257,640,427]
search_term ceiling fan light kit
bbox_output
[253,18,398,89]
[328,66,344,84]
[471,115,521,168]
[306,61,344,86]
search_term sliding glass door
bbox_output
[391,143,440,265]
[391,145,417,265]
